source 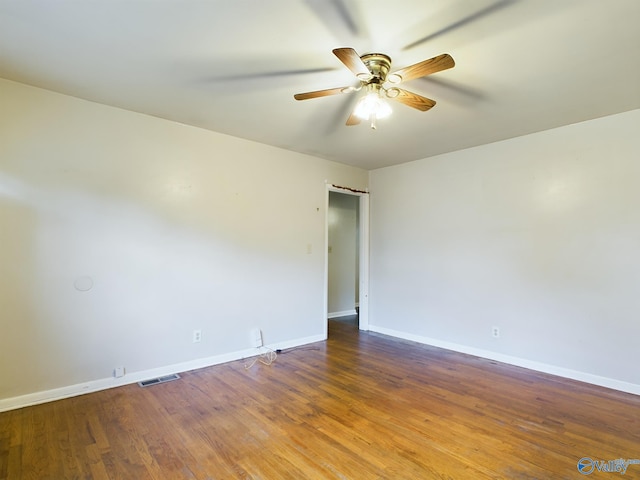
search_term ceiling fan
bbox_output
[294,48,455,129]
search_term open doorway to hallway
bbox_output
[325,186,369,337]
[328,191,359,320]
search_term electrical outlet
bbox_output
[114,366,125,378]
[492,326,500,338]
[193,329,202,343]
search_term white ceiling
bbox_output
[0,0,638,170]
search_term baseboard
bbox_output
[369,325,640,396]
[269,333,326,352]
[0,333,326,413]
[328,309,357,319]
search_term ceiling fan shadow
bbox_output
[205,67,337,83]
[197,67,339,94]
[416,77,486,104]
[303,0,368,45]
[402,0,518,50]
[323,89,362,135]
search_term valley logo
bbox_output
[577,457,640,475]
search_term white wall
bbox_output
[0,78,368,408]
[370,110,640,394]
[327,191,358,317]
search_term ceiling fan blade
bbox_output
[345,111,361,126]
[388,88,436,111]
[294,86,351,100]
[333,47,370,77]
[388,54,455,83]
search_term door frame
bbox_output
[323,184,369,338]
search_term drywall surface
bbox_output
[328,191,358,316]
[370,110,640,392]
[0,78,368,405]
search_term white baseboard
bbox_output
[269,333,326,351]
[369,325,640,396]
[328,309,357,319]
[0,333,326,413]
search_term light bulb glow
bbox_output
[354,92,392,120]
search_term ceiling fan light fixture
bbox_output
[354,91,392,121]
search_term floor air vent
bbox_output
[138,373,180,387]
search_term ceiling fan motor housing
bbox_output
[359,53,392,82]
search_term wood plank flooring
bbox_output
[1,317,639,479]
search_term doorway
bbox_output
[324,185,369,338]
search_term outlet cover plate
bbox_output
[193,329,202,343]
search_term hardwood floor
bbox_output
[1,317,639,479]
